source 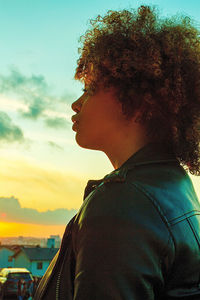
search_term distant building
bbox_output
[47,238,55,248]
[0,236,47,247]
[48,235,61,248]
[13,246,59,277]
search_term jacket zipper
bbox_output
[56,270,62,300]
[54,215,76,300]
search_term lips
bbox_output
[71,114,78,123]
[71,115,79,132]
[72,121,78,132]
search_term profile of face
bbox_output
[71,87,127,152]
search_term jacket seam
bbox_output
[129,181,177,280]
[73,187,101,256]
[187,217,200,246]
[186,217,200,285]
[169,212,200,225]
[130,181,176,254]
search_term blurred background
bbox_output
[0,0,199,238]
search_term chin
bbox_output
[75,134,101,151]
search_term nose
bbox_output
[71,96,82,113]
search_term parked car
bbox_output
[0,267,33,299]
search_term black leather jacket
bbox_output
[34,143,200,300]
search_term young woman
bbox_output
[34,6,200,299]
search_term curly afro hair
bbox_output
[74,5,200,175]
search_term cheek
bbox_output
[81,107,101,129]
[76,116,105,149]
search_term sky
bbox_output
[0,0,200,238]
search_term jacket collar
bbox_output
[83,143,177,200]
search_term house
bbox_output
[13,247,59,277]
[0,245,20,268]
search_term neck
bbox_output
[103,126,151,169]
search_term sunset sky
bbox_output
[0,0,200,238]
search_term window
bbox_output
[37,262,43,270]
[8,272,32,280]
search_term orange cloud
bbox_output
[0,212,7,218]
[0,157,86,211]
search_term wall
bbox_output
[30,260,50,277]
[14,252,31,271]
[0,248,14,268]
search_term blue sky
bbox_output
[0,0,199,237]
[1,0,199,94]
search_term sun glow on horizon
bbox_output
[0,156,85,211]
[0,222,65,238]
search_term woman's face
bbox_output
[71,86,126,151]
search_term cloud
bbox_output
[0,67,49,120]
[0,197,77,225]
[0,68,47,93]
[48,141,64,151]
[59,92,77,105]
[0,111,24,143]
[22,97,46,120]
[0,68,74,127]
[45,116,68,128]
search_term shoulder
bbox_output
[76,178,171,236]
[72,178,175,267]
